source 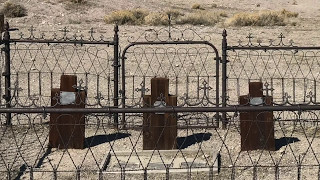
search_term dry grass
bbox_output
[2,2,27,18]
[191,3,205,10]
[105,9,148,25]
[61,0,86,4]
[211,4,218,8]
[177,11,225,26]
[144,12,169,26]
[166,9,184,19]
[226,9,299,26]
[292,0,297,5]
[105,8,226,26]
[280,9,299,18]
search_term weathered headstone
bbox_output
[49,75,86,149]
[143,77,177,150]
[239,82,275,151]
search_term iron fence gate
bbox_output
[120,27,220,128]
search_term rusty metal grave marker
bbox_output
[49,75,86,149]
[143,77,177,150]
[239,82,275,151]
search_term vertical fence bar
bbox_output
[221,29,228,129]
[52,166,57,180]
[215,53,220,128]
[231,166,235,180]
[99,169,103,180]
[0,14,4,37]
[253,165,257,180]
[121,167,125,180]
[144,168,147,180]
[3,22,11,125]
[121,49,126,129]
[76,166,80,180]
[275,165,279,180]
[318,164,320,180]
[209,165,213,180]
[0,14,4,125]
[293,78,296,103]
[113,24,119,129]
[29,167,33,180]
[297,155,301,180]
[7,168,11,180]
[314,79,317,102]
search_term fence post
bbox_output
[221,29,228,129]
[113,24,119,129]
[0,14,4,40]
[3,21,11,125]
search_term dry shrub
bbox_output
[105,9,148,25]
[211,4,218,8]
[191,3,205,10]
[166,9,184,19]
[144,12,169,26]
[218,11,228,17]
[177,11,221,26]
[2,2,27,18]
[105,8,225,26]
[227,9,299,26]
[62,0,86,3]
[105,9,182,26]
[280,9,299,18]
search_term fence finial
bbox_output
[4,21,9,31]
[114,24,119,34]
[222,29,227,37]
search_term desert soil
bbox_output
[2,0,320,46]
[1,0,320,180]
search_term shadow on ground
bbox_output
[85,133,131,148]
[275,137,300,151]
[177,133,212,149]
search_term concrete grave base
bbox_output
[99,149,220,174]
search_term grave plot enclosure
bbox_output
[2,22,320,180]
[4,24,117,125]
[121,28,220,128]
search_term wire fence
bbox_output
[1,21,320,179]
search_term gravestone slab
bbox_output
[240,82,275,151]
[49,75,86,149]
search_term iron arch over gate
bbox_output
[120,32,221,128]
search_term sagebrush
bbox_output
[2,2,27,18]
[105,9,227,26]
[227,9,298,26]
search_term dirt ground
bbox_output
[1,0,320,46]
[1,0,320,179]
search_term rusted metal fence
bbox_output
[1,21,320,180]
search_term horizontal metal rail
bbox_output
[227,46,320,51]
[0,105,320,114]
[8,39,115,45]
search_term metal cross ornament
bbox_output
[262,82,274,97]
[72,79,87,91]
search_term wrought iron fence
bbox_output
[1,21,320,180]
[1,106,320,179]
